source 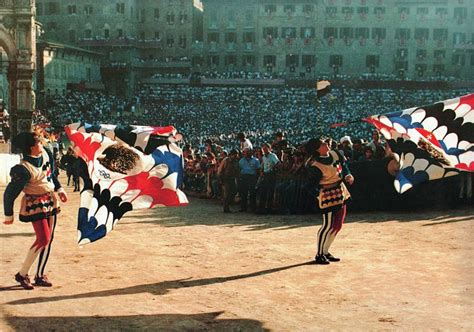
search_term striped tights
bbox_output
[316,205,346,256]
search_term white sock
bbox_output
[19,247,40,276]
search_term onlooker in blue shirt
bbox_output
[258,143,280,214]
[238,148,260,212]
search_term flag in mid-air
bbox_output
[365,93,473,193]
[65,123,188,245]
[316,80,331,99]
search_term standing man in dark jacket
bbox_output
[217,149,240,213]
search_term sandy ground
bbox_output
[0,174,473,331]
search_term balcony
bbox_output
[131,58,191,69]
[79,38,162,49]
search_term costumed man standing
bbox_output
[3,132,68,289]
[305,138,354,265]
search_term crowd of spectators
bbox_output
[34,85,471,212]
[199,71,286,80]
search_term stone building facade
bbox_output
[36,0,203,81]
[200,0,473,80]
[35,0,473,82]
[0,0,37,137]
[36,40,102,99]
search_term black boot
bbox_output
[314,255,330,265]
[325,253,340,262]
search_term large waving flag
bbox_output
[365,93,473,193]
[65,123,188,244]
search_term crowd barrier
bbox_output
[0,153,21,184]
[347,159,461,212]
[185,158,465,213]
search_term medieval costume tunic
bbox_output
[4,147,61,223]
[306,150,352,261]
[4,146,63,284]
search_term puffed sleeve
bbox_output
[3,165,30,220]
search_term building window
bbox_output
[84,29,92,39]
[154,8,160,19]
[355,27,369,39]
[207,55,219,67]
[154,31,160,40]
[366,55,379,68]
[301,27,315,39]
[357,7,368,20]
[415,28,429,45]
[324,27,338,39]
[435,8,447,18]
[225,55,237,66]
[243,55,255,67]
[416,49,427,60]
[264,5,276,16]
[116,3,125,14]
[434,50,446,60]
[395,28,411,45]
[398,7,409,20]
[263,27,278,39]
[416,7,428,20]
[374,7,385,19]
[242,32,254,43]
[397,49,408,59]
[284,5,295,16]
[179,12,188,24]
[67,5,76,14]
[329,54,343,67]
[84,5,93,15]
[303,5,314,15]
[283,27,297,39]
[167,12,175,24]
[167,35,175,48]
[452,53,465,66]
[225,32,236,44]
[104,29,110,39]
[286,54,299,68]
[139,31,145,40]
[117,29,123,38]
[208,32,219,43]
[453,32,466,45]
[263,55,276,67]
[326,7,337,18]
[179,35,187,48]
[36,3,43,15]
[453,7,467,21]
[340,27,354,44]
[342,7,353,19]
[372,28,386,40]
[302,54,316,67]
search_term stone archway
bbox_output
[0,1,36,137]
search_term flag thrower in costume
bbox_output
[65,123,188,245]
[364,93,473,193]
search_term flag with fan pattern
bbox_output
[365,93,473,193]
[65,123,188,245]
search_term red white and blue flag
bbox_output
[65,123,188,244]
[365,93,474,193]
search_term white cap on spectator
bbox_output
[340,135,352,145]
